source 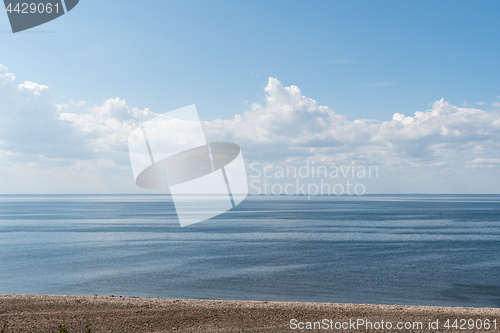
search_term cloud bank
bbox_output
[204,77,500,170]
[1,64,499,193]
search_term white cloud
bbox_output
[60,97,156,154]
[0,64,155,169]
[0,68,75,157]
[2,64,500,193]
[0,65,15,84]
[465,158,500,168]
[409,161,446,168]
[204,78,500,169]
[471,145,487,155]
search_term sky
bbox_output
[1,0,500,194]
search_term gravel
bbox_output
[1,294,499,332]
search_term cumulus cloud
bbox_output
[0,65,15,84]
[204,78,500,171]
[205,78,349,146]
[382,99,500,159]
[0,65,155,164]
[60,97,156,155]
[0,66,75,157]
[1,64,500,193]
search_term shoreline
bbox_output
[1,295,499,332]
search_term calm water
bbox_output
[0,194,499,307]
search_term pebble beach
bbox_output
[1,294,499,332]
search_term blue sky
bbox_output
[2,0,499,120]
[1,1,500,193]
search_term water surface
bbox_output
[1,194,499,307]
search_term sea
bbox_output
[0,194,499,308]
